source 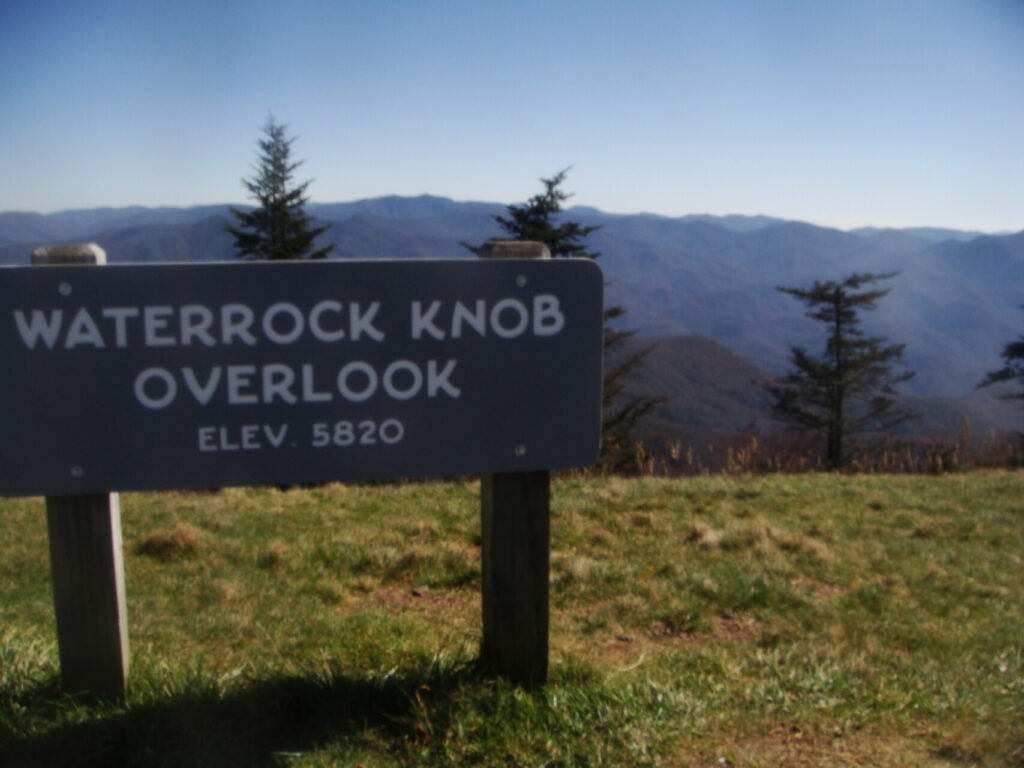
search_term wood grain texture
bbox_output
[45,494,129,700]
[480,471,550,687]
[32,242,128,701]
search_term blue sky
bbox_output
[2,0,1022,231]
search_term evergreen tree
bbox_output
[465,168,664,469]
[490,169,600,258]
[977,306,1024,404]
[766,272,914,469]
[228,117,333,260]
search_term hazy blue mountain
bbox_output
[0,205,234,247]
[310,194,503,222]
[850,225,992,243]
[0,212,84,246]
[593,216,1019,398]
[2,196,1020,435]
[676,212,793,231]
[564,208,791,232]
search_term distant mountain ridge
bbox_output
[0,205,235,246]
[2,196,1021,437]
[3,196,1002,246]
[849,225,998,243]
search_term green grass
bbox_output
[1,472,1022,766]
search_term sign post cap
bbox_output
[32,243,107,265]
[476,240,550,260]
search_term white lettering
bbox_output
[14,309,63,350]
[452,300,486,338]
[65,308,105,349]
[135,367,177,409]
[16,293,567,351]
[533,294,565,336]
[302,363,332,402]
[263,302,304,344]
[309,300,345,342]
[221,304,257,346]
[199,424,288,450]
[226,365,258,404]
[198,426,217,451]
[101,307,139,347]
[382,359,423,400]
[262,363,297,404]
[136,360,464,408]
[351,302,385,341]
[182,366,222,405]
[143,306,175,347]
[427,359,461,398]
[16,294,565,351]
[264,424,288,447]
[241,424,260,450]
[180,305,216,346]
[411,300,445,340]
[490,298,529,339]
[337,361,377,402]
[218,426,239,450]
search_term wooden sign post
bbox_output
[478,241,552,687]
[31,244,129,702]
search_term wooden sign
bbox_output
[0,259,603,495]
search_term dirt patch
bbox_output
[646,611,763,644]
[676,725,961,767]
[713,612,763,642]
[555,611,766,668]
[794,576,849,602]
[137,523,203,561]
[362,583,478,626]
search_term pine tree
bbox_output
[227,117,333,260]
[766,272,914,469]
[490,169,600,258]
[465,168,664,469]
[977,306,1024,404]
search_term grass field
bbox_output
[1,471,1021,767]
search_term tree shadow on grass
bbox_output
[1,658,484,767]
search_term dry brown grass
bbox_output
[135,522,203,561]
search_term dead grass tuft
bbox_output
[684,521,721,547]
[631,512,655,529]
[137,523,203,562]
[775,530,834,564]
[552,553,602,588]
[256,539,291,570]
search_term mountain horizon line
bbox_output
[1,194,1016,243]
